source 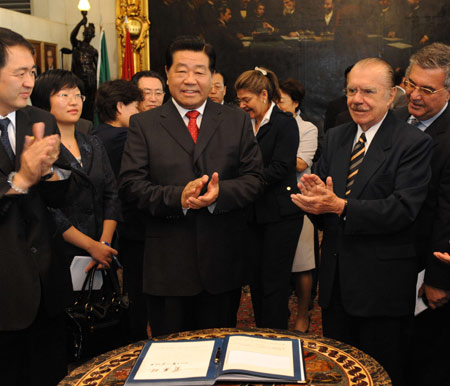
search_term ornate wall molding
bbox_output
[116,0,150,74]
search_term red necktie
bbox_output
[186,110,200,143]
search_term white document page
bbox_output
[223,336,294,377]
[70,256,103,291]
[415,269,428,316]
[134,340,215,380]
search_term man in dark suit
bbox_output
[278,0,304,36]
[0,28,68,386]
[313,0,337,35]
[119,36,264,337]
[395,42,450,386]
[291,58,433,386]
[403,0,434,48]
[368,0,401,37]
[230,0,254,37]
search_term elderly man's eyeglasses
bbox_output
[56,93,86,102]
[141,89,164,97]
[343,87,378,97]
[211,84,224,91]
[404,79,447,95]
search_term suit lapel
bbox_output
[76,132,94,173]
[194,100,222,163]
[256,105,281,142]
[332,122,357,198]
[348,112,394,198]
[424,104,450,141]
[0,130,14,174]
[160,101,195,156]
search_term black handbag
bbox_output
[65,262,129,361]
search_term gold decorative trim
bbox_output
[72,334,376,386]
[116,0,150,75]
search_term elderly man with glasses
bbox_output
[395,42,450,386]
[291,57,433,386]
[131,70,166,112]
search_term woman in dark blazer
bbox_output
[31,70,121,278]
[235,67,303,329]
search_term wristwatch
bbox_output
[41,166,54,181]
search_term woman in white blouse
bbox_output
[279,78,318,332]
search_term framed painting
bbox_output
[147,0,450,124]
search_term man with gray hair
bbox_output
[396,42,450,386]
[291,57,433,386]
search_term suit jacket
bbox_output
[92,122,145,241]
[92,122,127,179]
[119,99,264,296]
[316,111,432,317]
[403,4,432,47]
[314,10,337,35]
[278,9,303,35]
[0,106,68,330]
[368,5,401,37]
[253,105,302,223]
[396,105,450,291]
[50,132,121,260]
[230,3,253,36]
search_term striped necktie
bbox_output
[346,132,367,196]
[408,116,422,127]
[0,118,15,163]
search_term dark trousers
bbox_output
[146,288,242,337]
[0,304,67,386]
[406,302,450,386]
[322,275,413,386]
[249,216,302,330]
[120,236,148,341]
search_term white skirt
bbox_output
[292,215,316,272]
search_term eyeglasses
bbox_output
[211,84,224,91]
[56,93,86,102]
[236,96,254,105]
[141,89,164,97]
[404,79,447,96]
[344,87,379,97]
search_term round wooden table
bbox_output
[59,328,391,386]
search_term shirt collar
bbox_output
[0,111,16,131]
[251,102,275,134]
[354,111,388,149]
[172,98,207,119]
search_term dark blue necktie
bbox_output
[0,118,15,163]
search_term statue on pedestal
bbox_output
[71,14,98,120]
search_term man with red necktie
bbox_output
[119,36,264,337]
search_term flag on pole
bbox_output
[97,27,110,87]
[121,17,135,80]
